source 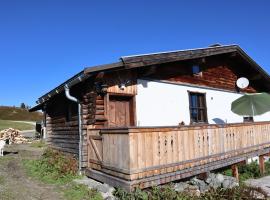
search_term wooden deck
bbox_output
[86,122,270,190]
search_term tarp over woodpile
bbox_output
[0,128,28,144]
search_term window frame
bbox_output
[188,91,208,124]
[243,116,254,123]
[191,65,202,77]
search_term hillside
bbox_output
[0,106,42,121]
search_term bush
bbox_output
[222,160,270,182]
[238,161,261,181]
[113,185,267,200]
[23,148,79,184]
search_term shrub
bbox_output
[238,161,260,180]
[113,185,267,200]
[42,148,78,176]
[23,148,79,184]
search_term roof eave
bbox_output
[29,103,44,112]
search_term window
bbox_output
[189,92,207,123]
[192,65,202,77]
[66,102,78,122]
[243,116,253,122]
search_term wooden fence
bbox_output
[87,122,270,189]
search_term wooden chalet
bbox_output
[30,44,270,190]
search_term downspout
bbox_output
[64,84,82,175]
[43,104,47,140]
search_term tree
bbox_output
[20,103,26,109]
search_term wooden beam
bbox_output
[231,164,239,181]
[197,172,209,181]
[89,138,102,162]
[259,155,265,175]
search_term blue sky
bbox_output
[0,0,270,107]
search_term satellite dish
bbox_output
[236,77,249,89]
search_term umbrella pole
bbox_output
[251,103,255,117]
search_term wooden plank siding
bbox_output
[86,122,270,189]
[45,81,97,168]
[145,60,257,93]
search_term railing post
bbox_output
[231,164,239,181]
[259,155,265,175]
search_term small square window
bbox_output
[192,65,202,77]
[243,116,253,122]
[192,65,200,73]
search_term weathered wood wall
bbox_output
[45,69,137,168]
[87,70,137,129]
[144,57,257,93]
[46,80,96,168]
[46,93,80,155]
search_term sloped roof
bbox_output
[30,44,270,111]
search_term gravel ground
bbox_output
[0,143,65,200]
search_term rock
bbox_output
[222,176,239,189]
[96,184,111,193]
[205,173,216,184]
[190,177,209,192]
[216,174,224,183]
[105,197,115,200]
[205,173,225,189]
[174,182,190,192]
[74,177,115,199]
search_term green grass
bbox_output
[0,120,34,131]
[0,175,5,184]
[0,188,14,200]
[0,156,13,164]
[23,159,76,184]
[30,140,46,148]
[222,160,270,182]
[23,148,103,199]
[23,159,80,185]
[0,106,42,121]
[63,183,103,200]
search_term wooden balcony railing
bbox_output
[87,122,270,189]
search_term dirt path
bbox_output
[0,143,65,200]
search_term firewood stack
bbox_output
[0,128,28,144]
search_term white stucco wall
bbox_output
[136,79,270,126]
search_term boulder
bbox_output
[74,177,115,199]
[190,177,209,192]
[205,173,224,189]
[174,182,190,192]
[205,173,216,184]
[222,176,239,189]
[216,174,224,183]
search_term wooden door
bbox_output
[108,95,134,127]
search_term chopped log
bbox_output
[0,128,29,144]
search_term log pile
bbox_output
[0,128,28,144]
